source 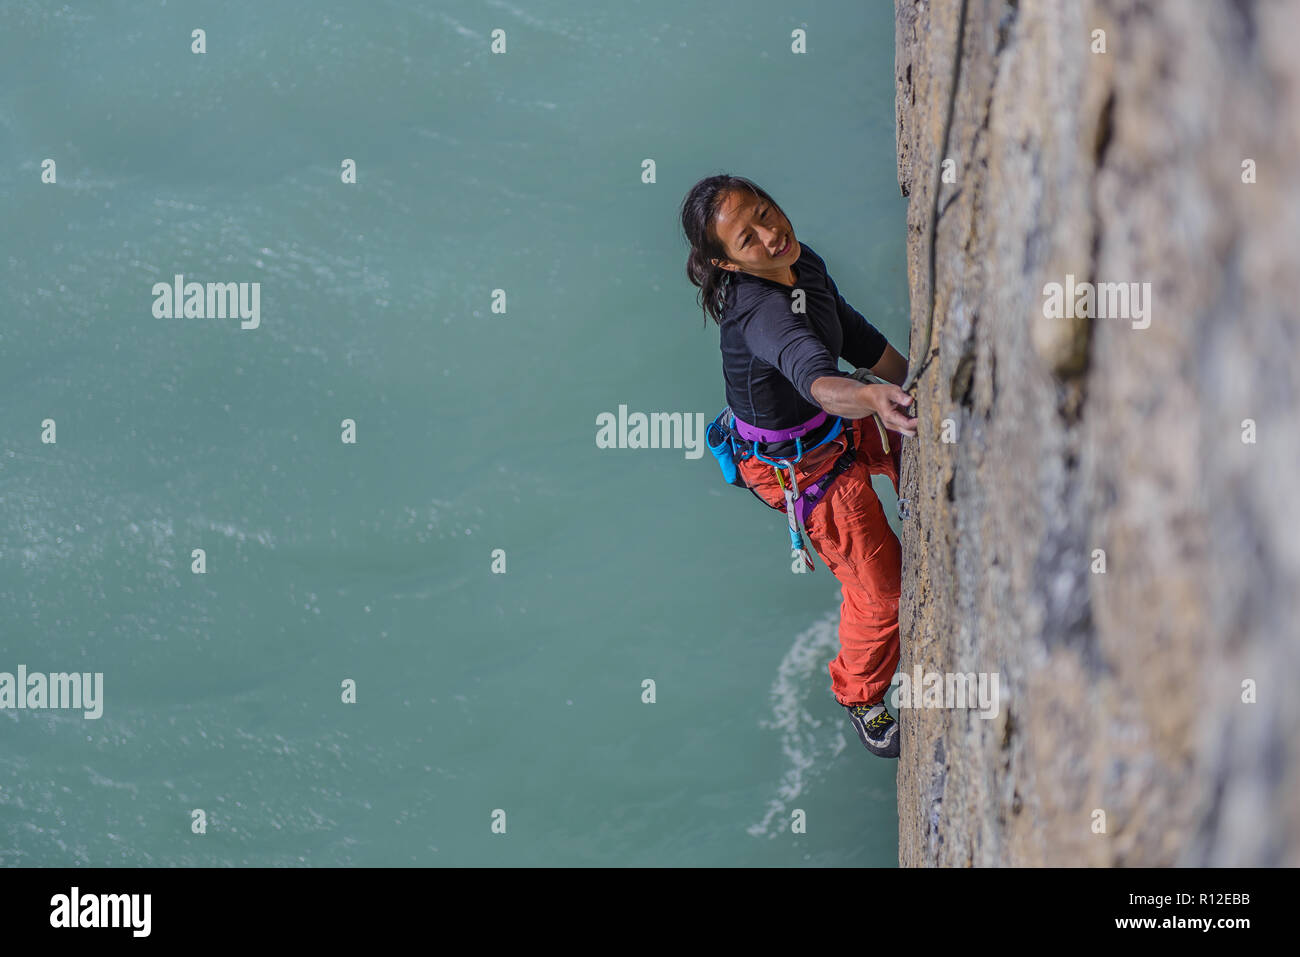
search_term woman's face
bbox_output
[710,190,800,278]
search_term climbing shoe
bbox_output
[844,701,899,758]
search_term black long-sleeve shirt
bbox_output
[719,241,888,456]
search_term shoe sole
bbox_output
[848,715,900,759]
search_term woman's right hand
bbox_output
[861,383,917,437]
[809,376,918,437]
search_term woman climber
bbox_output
[681,173,916,758]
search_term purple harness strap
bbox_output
[731,410,827,444]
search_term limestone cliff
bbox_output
[893,0,1300,866]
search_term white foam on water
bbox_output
[747,609,848,838]
[484,0,586,41]
[199,518,277,548]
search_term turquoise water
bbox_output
[0,0,908,866]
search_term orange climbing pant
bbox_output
[736,415,903,708]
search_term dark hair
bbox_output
[679,174,789,326]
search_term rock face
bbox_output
[893,0,1300,866]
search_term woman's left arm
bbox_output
[868,343,909,387]
[823,263,909,388]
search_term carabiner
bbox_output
[751,435,803,468]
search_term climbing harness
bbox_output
[706,407,861,572]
